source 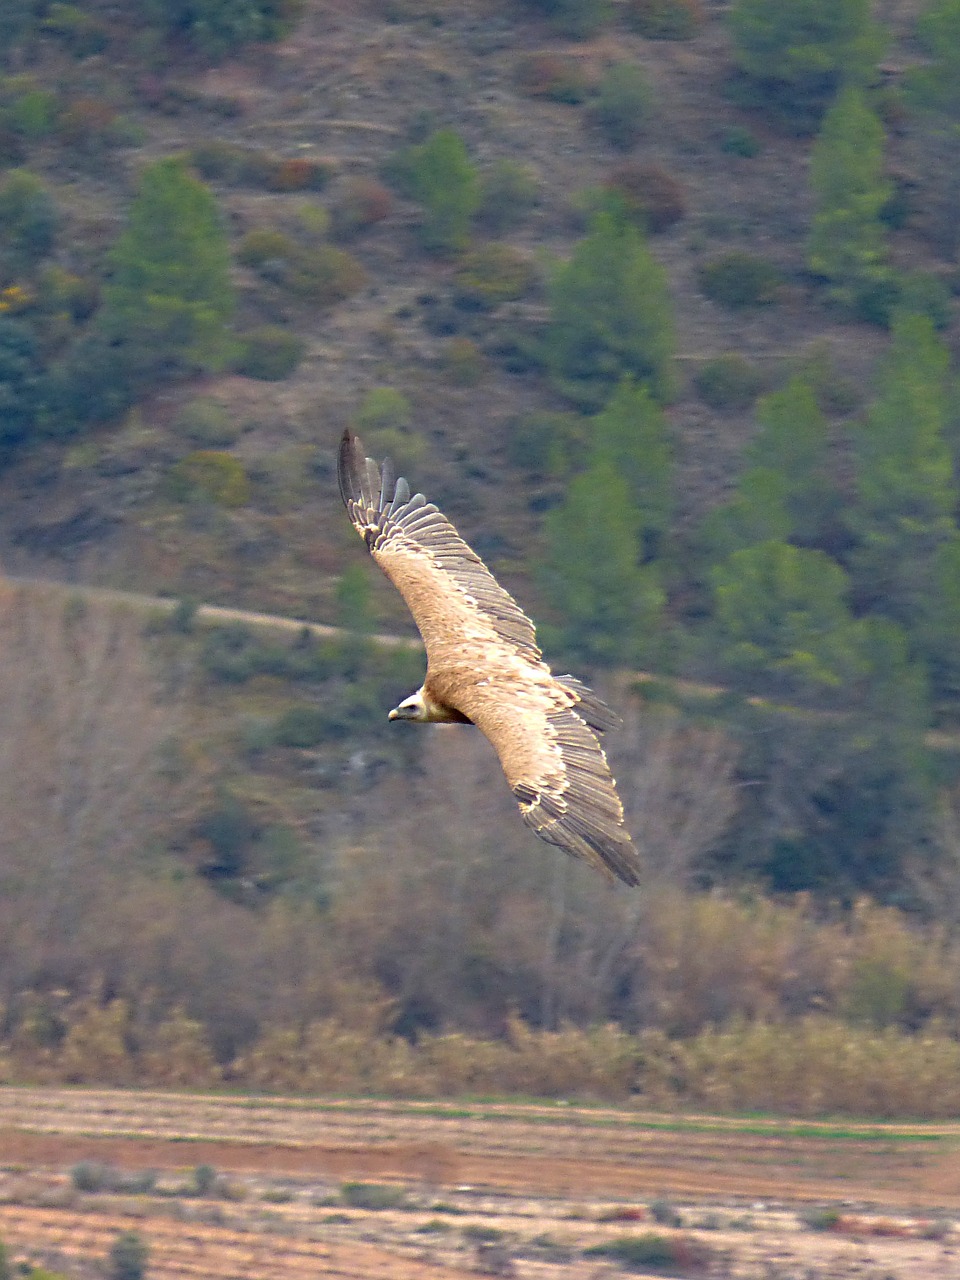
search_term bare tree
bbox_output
[328,693,740,1032]
[0,581,184,994]
[617,702,740,891]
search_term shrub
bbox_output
[142,0,304,58]
[283,243,366,304]
[697,251,783,308]
[388,129,479,254]
[590,63,653,150]
[7,87,60,141]
[167,450,251,506]
[0,169,58,265]
[234,325,305,380]
[625,0,703,40]
[193,1163,218,1195]
[719,125,760,157]
[477,159,539,234]
[41,4,110,56]
[71,1160,114,1192]
[36,265,98,320]
[454,243,537,307]
[236,227,297,268]
[108,1231,148,1280]
[57,96,119,152]
[693,353,762,411]
[273,705,330,748]
[331,177,393,239]
[240,230,366,306]
[584,1233,712,1274]
[341,1182,410,1210]
[355,386,412,432]
[264,156,333,192]
[800,1206,843,1231]
[604,162,686,232]
[515,53,591,103]
[896,270,952,330]
[506,410,585,478]
[190,142,331,190]
[649,1197,682,1226]
[190,141,269,184]
[173,397,240,446]
[442,336,486,385]
[523,0,612,38]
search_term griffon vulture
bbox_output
[338,429,641,887]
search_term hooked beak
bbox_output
[388,707,400,721]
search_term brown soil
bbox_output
[0,1089,957,1278]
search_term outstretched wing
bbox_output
[338,428,540,664]
[456,680,641,887]
[338,429,641,886]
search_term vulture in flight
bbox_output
[338,429,641,887]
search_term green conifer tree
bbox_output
[590,376,673,558]
[921,534,960,700]
[698,376,835,567]
[729,0,883,128]
[847,312,955,623]
[544,212,674,409]
[395,130,479,255]
[906,0,960,255]
[709,540,863,699]
[745,375,838,544]
[808,87,892,313]
[698,468,793,567]
[100,158,234,375]
[540,454,664,666]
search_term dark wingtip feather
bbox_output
[338,429,362,508]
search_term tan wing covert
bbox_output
[339,429,539,664]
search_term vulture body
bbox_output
[338,429,641,887]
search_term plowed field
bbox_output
[0,1088,956,1278]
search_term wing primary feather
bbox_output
[337,429,361,507]
[555,675,622,733]
[388,476,410,513]
[379,457,395,512]
[360,455,380,513]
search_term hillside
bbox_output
[7,0,960,1068]
[0,0,927,618]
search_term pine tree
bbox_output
[100,158,234,375]
[394,130,479,255]
[698,376,835,567]
[699,468,792,567]
[0,317,41,455]
[922,534,960,700]
[847,312,955,623]
[544,212,674,410]
[729,0,883,129]
[143,0,301,57]
[589,376,673,558]
[540,454,664,666]
[906,0,960,256]
[745,375,838,545]
[808,87,892,313]
[709,540,863,699]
